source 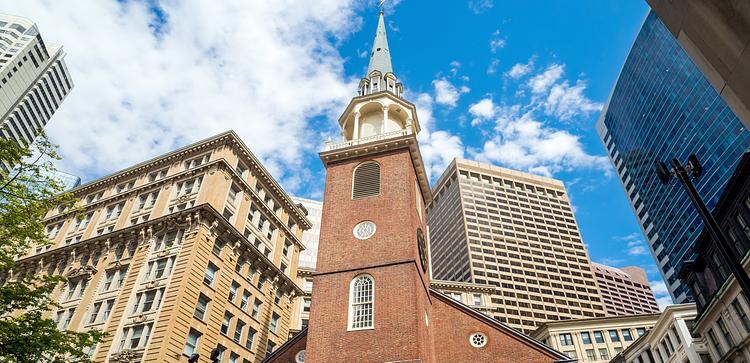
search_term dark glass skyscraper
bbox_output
[596,11,750,303]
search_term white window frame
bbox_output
[347,274,374,331]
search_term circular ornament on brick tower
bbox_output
[295,350,305,363]
[353,221,376,240]
[469,332,488,348]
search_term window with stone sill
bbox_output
[135,191,159,211]
[203,262,218,287]
[183,329,201,356]
[348,274,374,330]
[240,290,250,312]
[115,180,135,194]
[221,312,233,336]
[75,212,93,230]
[46,222,63,239]
[132,288,165,315]
[174,176,203,198]
[252,299,262,319]
[103,202,124,221]
[147,168,168,183]
[85,192,103,204]
[154,230,183,251]
[116,323,153,352]
[144,257,174,282]
[183,153,210,170]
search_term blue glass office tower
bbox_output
[596,12,750,303]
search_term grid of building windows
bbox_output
[591,263,659,316]
[428,159,606,333]
[596,11,750,303]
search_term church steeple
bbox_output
[366,10,393,76]
[358,11,402,98]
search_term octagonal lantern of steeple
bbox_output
[332,10,420,148]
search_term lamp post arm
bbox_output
[670,159,750,303]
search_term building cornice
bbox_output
[318,133,433,204]
[531,312,662,337]
[63,131,311,230]
[430,279,497,294]
[44,158,307,251]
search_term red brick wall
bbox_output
[431,295,560,363]
[264,332,307,363]
[306,264,432,362]
[316,148,428,283]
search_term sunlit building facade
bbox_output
[427,158,607,333]
[8,131,310,362]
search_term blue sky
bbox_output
[2,0,670,305]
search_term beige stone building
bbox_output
[612,303,709,363]
[427,158,607,333]
[531,313,659,362]
[9,131,310,362]
[429,279,497,317]
[592,263,660,316]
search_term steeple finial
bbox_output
[366,8,393,76]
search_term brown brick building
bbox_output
[264,10,570,363]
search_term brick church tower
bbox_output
[264,10,571,363]
[306,8,434,363]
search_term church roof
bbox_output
[366,10,394,76]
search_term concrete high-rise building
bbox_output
[427,158,607,334]
[264,10,569,363]
[596,11,750,303]
[289,197,321,334]
[592,263,660,316]
[8,131,311,362]
[0,14,72,152]
[645,0,750,131]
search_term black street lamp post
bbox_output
[655,155,750,303]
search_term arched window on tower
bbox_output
[352,161,380,199]
[348,274,374,330]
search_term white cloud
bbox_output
[3,0,373,192]
[649,280,674,310]
[469,98,496,120]
[507,58,534,79]
[627,245,648,256]
[656,296,674,311]
[414,93,465,179]
[614,233,650,256]
[449,61,462,76]
[528,64,564,94]
[432,78,470,108]
[650,280,669,295]
[474,112,609,177]
[489,29,506,53]
[544,80,603,120]
[487,59,500,75]
[468,0,494,14]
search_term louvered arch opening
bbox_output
[352,161,381,199]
